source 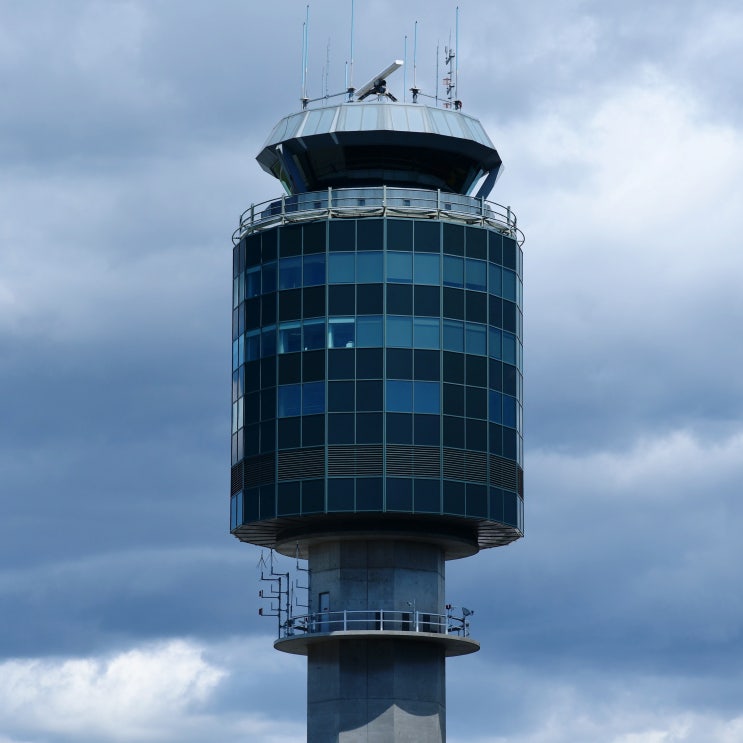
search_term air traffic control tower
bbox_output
[229,64,524,741]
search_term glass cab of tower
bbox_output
[230,216,523,544]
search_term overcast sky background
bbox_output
[1,0,742,741]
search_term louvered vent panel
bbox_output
[488,454,519,491]
[327,445,383,476]
[278,447,324,480]
[413,446,441,478]
[385,445,414,476]
[442,448,487,482]
[230,462,244,495]
[244,453,275,487]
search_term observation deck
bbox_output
[275,608,479,657]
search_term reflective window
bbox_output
[502,269,517,301]
[386,315,413,347]
[414,253,440,284]
[414,381,440,414]
[443,319,464,352]
[357,315,383,347]
[302,381,325,415]
[414,317,440,349]
[261,325,276,357]
[503,395,517,428]
[303,254,325,286]
[465,323,486,355]
[502,332,517,365]
[488,327,502,359]
[465,259,487,291]
[387,252,413,283]
[357,251,383,283]
[278,322,301,354]
[329,317,355,348]
[443,255,464,287]
[386,380,413,412]
[246,330,260,361]
[262,261,277,293]
[278,384,301,417]
[488,263,502,296]
[246,267,261,298]
[279,256,302,290]
[329,252,355,283]
[303,319,325,351]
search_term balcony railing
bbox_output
[278,608,472,640]
[233,186,524,246]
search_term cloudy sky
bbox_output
[2,0,742,741]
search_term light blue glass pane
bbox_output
[329,252,355,283]
[488,264,502,295]
[230,494,237,529]
[302,382,325,415]
[466,323,486,355]
[303,319,325,350]
[443,319,464,352]
[414,253,440,284]
[357,316,383,347]
[414,317,440,349]
[443,255,464,287]
[503,269,517,301]
[303,254,325,286]
[387,252,413,283]
[414,381,440,414]
[503,396,517,428]
[488,327,501,359]
[278,322,301,354]
[232,338,239,371]
[489,390,502,423]
[465,259,487,291]
[386,316,413,347]
[357,251,383,283]
[502,333,517,364]
[329,318,355,348]
[246,267,261,298]
[262,261,277,293]
[261,325,276,357]
[386,380,413,412]
[246,331,260,361]
[278,384,301,417]
[279,256,302,290]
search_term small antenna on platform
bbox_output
[410,20,419,103]
[348,0,356,99]
[403,35,407,102]
[455,6,461,109]
[301,5,310,109]
[323,38,331,100]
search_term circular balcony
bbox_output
[232,186,523,246]
[274,608,479,657]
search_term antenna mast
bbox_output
[301,5,309,108]
[348,0,355,99]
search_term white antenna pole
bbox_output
[455,6,460,103]
[435,42,439,107]
[349,0,355,91]
[403,35,407,102]
[325,38,331,100]
[302,5,310,105]
[413,20,418,89]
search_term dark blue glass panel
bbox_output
[414,381,440,414]
[386,412,412,444]
[279,257,302,290]
[443,384,464,416]
[465,259,487,291]
[303,254,326,286]
[278,384,301,417]
[443,320,464,352]
[489,487,504,521]
[278,418,301,449]
[278,482,301,516]
[243,487,260,522]
[503,492,518,526]
[443,255,464,287]
[357,316,383,347]
[329,252,355,283]
[387,316,413,347]
[465,323,486,355]
[329,317,355,348]
[259,485,276,519]
[387,219,413,251]
[387,284,413,315]
[466,227,487,259]
[303,319,325,351]
[357,252,383,283]
[386,478,413,511]
[356,348,383,379]
[414,317,439,349]
[356,412,383,443]
[489,390,502,423]
[386,380,413,412]
[466,387,487,419]
[328,413,354,444]
[278,322,301,354]
[442,416,465,448]
[357,284,384,314]
[387,251,413,283]
[302,415,324,446]
[328,478,355,511]
[414,285,440,316]
[414,220,439,252]
[413,349,439,381]
[466,483,488,518]
[503,395,517,428]
[356,477,383,511]
[329,381,355,412]
[262,261,277,293]
[356,380,383,410]
[386,348,413,379]
[328,348,354,379]
[303,381,325,415]
[303,285,325,318]
[414,414,440,446]
[414,479,441,513]
[302,479,325,513]
[443,480,465,516]
[357,219,382,251]
[280,224,302,256]
[443,287,464,319]
[261,325,277,357]
[329,219,355,252]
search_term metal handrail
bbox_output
[279,608,472,640]
[232,186,524,246]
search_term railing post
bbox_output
[328,186,332,217]
[343,610,347,631]
[281,195,286,224]
[382,184,386,214]
[250,203,254,229]
[415,611,419,632]
[480,196,485,220]
[507,205,511,229]
[437,188,440,215]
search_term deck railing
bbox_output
[233,186,523,246]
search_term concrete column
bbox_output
[306,540,447,742]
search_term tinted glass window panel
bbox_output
[279,289,301,321]
[414,414,440,445]
[262,261,277,293]
[246,267,261,298]
[386,348,413,379]
[414,253,440,285]
[329,381,355,412]
[414,285,440,316]
[443,416,465,448]
[414,479,440,513]
[386,412,412,444]
[303,254,326,286]
[303,381,325,415]
[443,319,464,352]
[488,263,502,295]
[278,322,301,354]
[356,413,383,444]
[386,315,413,347]
[328,413,355,444]
[356,348,383,379]
[357,316,383,347]
[329,253,355,283]
[465,291,487,324]
[443,255,464,287]
[465,323,486,355]
[489,327,502,359]
[503,395,517,428]
[414,381,440,414]
[413,349,439,381]
[466,386,487,419]
[302,415,325,446]
[261,325,277,357]
[414,221,440,252]
[302,479,325,513]
[414,317,440,349]
[260,387,276,421]
[303,319,325,351]
[357,251,383,283]
[357,219,383,251]
[246,331,260,362]
[329,318,355,349]
[466,227,487,259]
[386,477,413,511]
[386,380,413,412]
[502,269,517,301]
[356,477,383,510]
[387,251,413,283]
[489,390,502,423]
[502,364,517,396]
[302,221,326,254]
[502,333,517,365]
[387,220,413,251]
[329,220,355,252]
[278,353,301,384]
[443,287,464,319]
[357,283,384,314]
[327,478,355,511]
[328,284,355,315]
[443,223,464,255]
[356,380,383,410]
[278,384,301,417]
[279,257,302,290]
[278,418,301,449]
[277,482,301,516]
[328,348,354,379]
[465,259,487,291]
